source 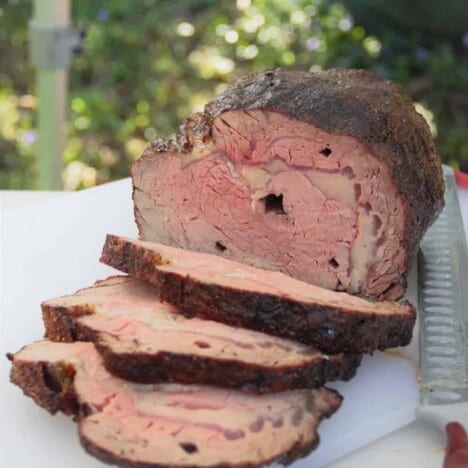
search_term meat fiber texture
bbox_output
[100,235,416,354]
[8,340,342,468]
[132,68,444,300]
[41,276,361,392]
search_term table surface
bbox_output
[1,182,467,468]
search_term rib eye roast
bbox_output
[7,67,444,468]
[42,276,361,392]
[101,235,416,354]
[8,340,342,468]
[133,68,444,300]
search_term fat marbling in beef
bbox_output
[8,340,342,467]
[100,234,416,354]
[132,68,444,300]
[42,276,360,392]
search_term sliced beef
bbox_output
[132,68,444,300]
[42,276,360,392]
[100,235,416,354]
[8,340,342,467]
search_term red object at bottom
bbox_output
[444,422,468,468]
[455,171,468,189]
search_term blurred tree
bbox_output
[0,0,467,189]
[342,0,468,41]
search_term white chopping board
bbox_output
[0,179,420,467]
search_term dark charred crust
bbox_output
[277,392,343,465]
[10,341,342,468]
[42,303,96,342]
[100,235,416,354]
[80,436,323,468]
[80,430,320,468]
[42,276,361,391]
[141,112,212,156]
[95,343,361,393]
[159,273,414,354]
[44,308,101,344]
[79,389,341,468]
[207,69,444,244]
[139,69,444,298]
[9,355,79,417]
[41,279,121,341]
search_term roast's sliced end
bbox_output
[133,69,444,300]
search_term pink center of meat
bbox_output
[48,276,324,367]
[16,340,340,466]
[134,110,405,298]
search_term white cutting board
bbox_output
[0,179,419,467]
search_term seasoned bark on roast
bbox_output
[42,276,360,392]
[133,68,444,300]
[100,235,416,354]
[8,341,342,467]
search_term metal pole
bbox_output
[31,0,70,189]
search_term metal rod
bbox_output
[33,0,70,189]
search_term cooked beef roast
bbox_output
[42,276,360,392]
[132,68,444,300]
[9,340,342,467]
[101,235,416,353]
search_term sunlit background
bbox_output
[0,0,467,190]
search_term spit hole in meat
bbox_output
[193,340,211,349]
[260,194,286,215]
[328,258,339,268]
[215,241,227,252]
[179,442,198,454]
[319,147,332,157]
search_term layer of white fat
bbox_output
[136,109,405,297]
[239,157,396,294]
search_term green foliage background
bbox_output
[0,0,467,189]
